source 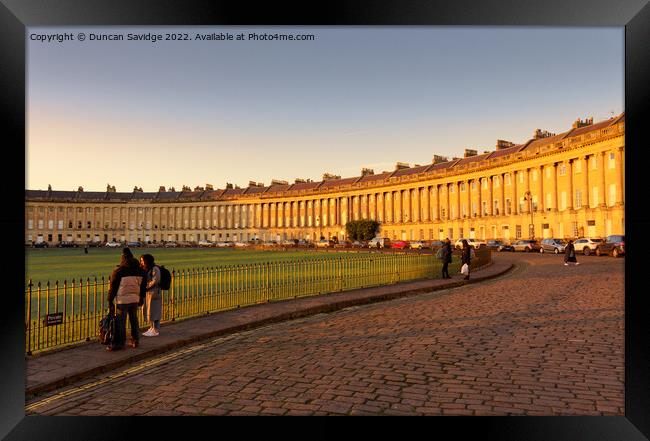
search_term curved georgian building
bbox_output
[25,114,624,245]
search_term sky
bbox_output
[26,26,624,192]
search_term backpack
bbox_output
[98,313,115,346]
[157,265,172,290]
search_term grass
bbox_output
[25,247,362,285]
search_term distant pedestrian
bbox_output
[564,240,579,266]
[461,239,472,280]
[107,248,146,351]
[441,238,452,279]
[140,253,162,337]
[84,244,89,254]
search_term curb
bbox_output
[26,262,514,399]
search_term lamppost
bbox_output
[524,190,535,239]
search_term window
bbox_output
[471,181,476,190]
[505,199,512,215]
[38,220,44,229]
[609,153,616,169]
[482,201,487,215]
[575,189,582,208]
[460,182,465,192]
[575,161,581,173]
[449,184,455,193]
[516,225,522,239]
[572,222,579,237]
[58,220,63,229]
[559,165,567,176]
[27,220,33,229]
[494,200,499,214]
[519,172,524,184]
[494,176,500,188]
[483,179,488,189]
[505,174,511,186]
[48,220,54,229]
[592,157,598,169]
[609,184,616,206]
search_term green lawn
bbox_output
[25,247,355,285]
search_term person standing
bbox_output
[461,239,472,280]
[441,238,453,279]
[140,253,163,337]
[84,243,89,254]
[564,240,579,266]
[107,248,146,351]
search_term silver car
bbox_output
[540,238,567,254]
[573,238,603,256]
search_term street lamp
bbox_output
[524,190,535,239]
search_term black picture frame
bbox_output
[2,0,648,439]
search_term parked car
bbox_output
[391,240,410,249]
[58,241,78,248]
[198,240,213,247]
[486,240,514,252]
[368,237,391,248]
[454,238,487,250]
[147,242,162,248]
[215,242,228,247]
[281,239,296,247]
[234,241,249,248]
[512,239,541,252]
[315,239,331,248]
[429,240,445,250]
[540,238,567,254]
[409,241,425,250]
[351,241,366,248]
[573,237,604,255]
[33,241,49,248]
[163,241,178,248]
[88,241,103,247]
[334,240,352,249]
[595,235,625,257]
[105,241,121,248]
[127,241,142,248]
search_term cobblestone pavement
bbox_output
[27,253,624,416]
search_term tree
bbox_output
[345,220,380,241]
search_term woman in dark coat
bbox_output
[461,239,472,280]
[441,238,453,279]
[564,240,579,265]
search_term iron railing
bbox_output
[25,249,490,355]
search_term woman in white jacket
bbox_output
[140,254,163,336]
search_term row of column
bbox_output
[27,148,624,232]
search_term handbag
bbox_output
[461,263,469,275]
[98,312,116,346]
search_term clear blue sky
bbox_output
[27,26,623,192]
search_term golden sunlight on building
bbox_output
[25,114,625,245]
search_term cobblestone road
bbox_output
[28,253,624,416]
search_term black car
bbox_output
[127,241,142,247]
[58,241,78,248]
[33,241,49,248]
[595,235,625,257]
[486,240,514,252]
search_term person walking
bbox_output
[140,253,163,337]
[564,240,579,266]
[461,239,472,280]
[441,238,453,279]
[107,248,146,351]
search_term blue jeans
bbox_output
[113,303,140,347]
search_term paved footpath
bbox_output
[26,253,624,416]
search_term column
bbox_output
[478,179,483,217]
[581,156,589,208]
[523,169,531,213]
[616,147,624,205]
[394,191,402,223]
[454,183,460,220]
[567,160,574,210]
[487,176,493,216]
[341,197,348,225]
[403,190,411,222]
[552,163,558,211]
[538,166,544,212]
[512,172,518,215]
[596,151,606,207]
[445,184,450,221]
[385,192,393,223]
[377,193,385,222]
[421,188,429,222]
[432,185,439,221]
[466,179,472,218]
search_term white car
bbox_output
[409,241,425,250]
[572,237,604,256]
[105,241,121,248]
[315,239,331,248]
[454,238,487,250]
[198,240,213,247]
[234,241,248,248]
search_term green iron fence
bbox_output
[25,249,490,355]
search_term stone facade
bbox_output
[25,114,625,244]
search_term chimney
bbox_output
[77,186,84,192]
[483,150,491,154]
[361,168,374,176]
[169,186,175,192]
[294,178,306,184]
[271,179,288,185]
[193,186,204,191]
[182,185,192,191]
[496,140,515,150]
[572,117,593,129]
[158,186,166,192]
[322,173,341,181]
[395,162,410,170]
[432,155,448,164]
[47,184,52,192]
[464,149,478,158]
[205,184,213,190]
[225,183,233,189]
[534,129,557,139]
